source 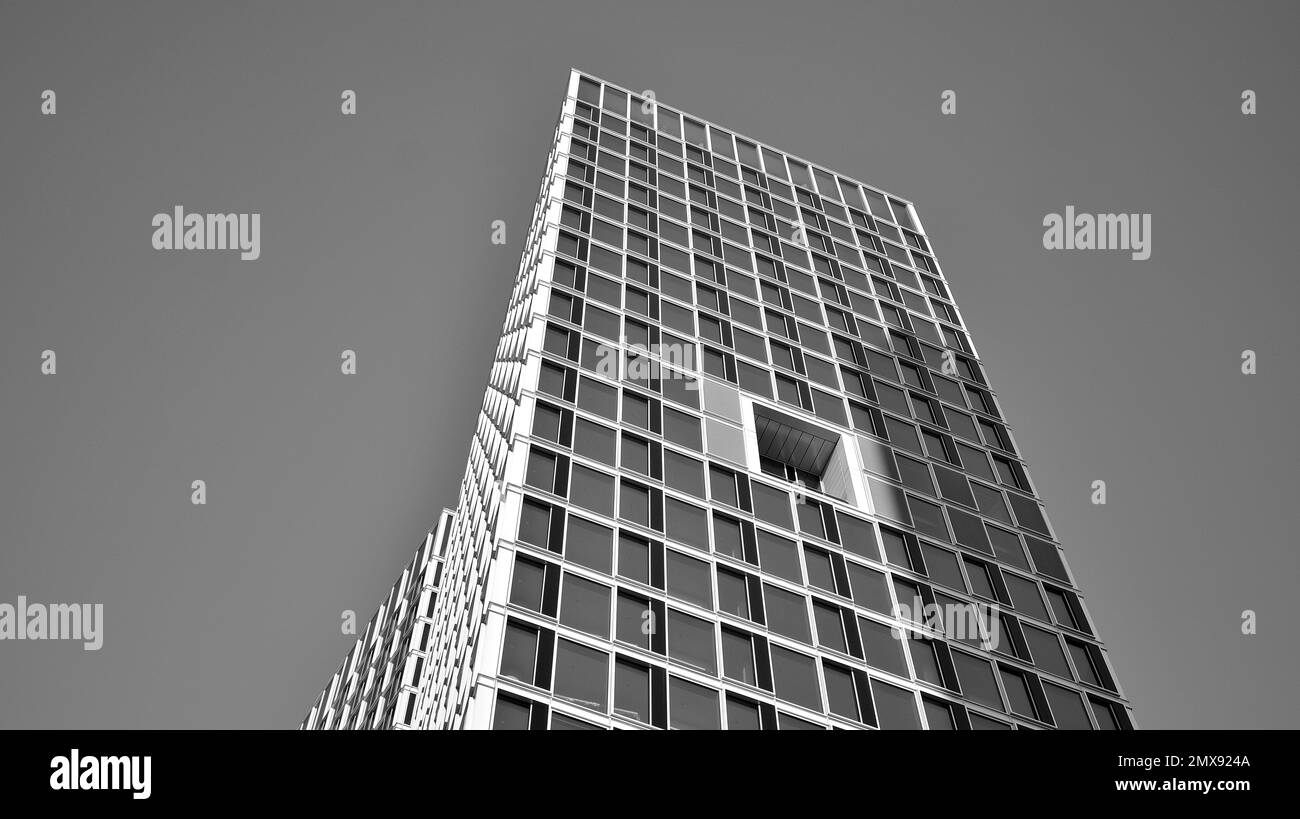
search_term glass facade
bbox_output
[302,69,1133,731]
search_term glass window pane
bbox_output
[763,584,811,643]
[614,659,650,723]
[666,549,713,608]
[770,646,822,711]
[859,617,909,677]
[872,680,921,729]
[667,609,717,674]
[559,573,611,638]
[566,516,613,573]
[500,622,538,684]
[669,677,720,729]
[554,638,609,712]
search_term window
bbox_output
[813,602,849,653]
[823,663,862,722]
[500,621,540,685]
[617,532,652,585]
[666,549,712,608]
[566,516,613,573]
[559,574,611,639]
[836,512,876,559]
[1043,681,1092,729]
[770,646,822,711]
[622,392,653,430]
[577,376,619,420]
[763,584,811,643]
[920,543,966,591]
[757,530,802,582]
[922,697,956,730]
[751,482,794,529]
[986,525,1030,570]
[909,638,949,688]
[621,434,651,475]
[726,695,762,730]
[1004,573,1051,622]
[616,592,652,649]
[999,666,1039,719]
[803,546,839,595]
[717,567,752,619]
[554,639,609,712]
[525,448,560,493]
[664,450,706,498]
[669,677,720,729]
[551,713,602,730]
[951,651,1003,711]
[613,659,651,723]
[493,693,533,730]
[1023,624,1072,679]
[509,556,549,613]
[709,466,739,507]
[1045,586,1085,631]
[663,407,702,450]
[667,609,716,674]
[847,562,893,615]
[619,480,652,527]
[517,499,555,551]
[712,514,744,559]
[871,680,921,729]
[721,627,758,685]
[963,557,997,601]
[1090,697,1123,730]
[574,418,616,466]
[796,499,827,538]
[665,497,709,550]
[1066,639,1107,688]
[532,403,563,443]
[570,465,614,516]
[859,617,909,677]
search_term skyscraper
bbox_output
[301,69,1133,731]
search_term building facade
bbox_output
[301,69,1134,731]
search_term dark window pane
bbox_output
[757,530,802,582]
[824,664,860,722]
[566,516,613,573]
[666,549,712,608]
[847,563,893,615]
[872,680,921,729]
[614,659,650,723]
[500,622,538,684]
[770,646,822,711]
[570,465,615,516]
[859,617,909,677]
[665,498,710,550]
[669,677,720,729]
[952,651,1003,711]
[617,533,650,584]
[559,573,611,638]
[554,638,609,712]
[763,584,811,643]
[721,628,757,685]
[726,696,762,730]
[1044,682,1092,729]
[493,694,532,730]
[574,418,617,465]
[667,609,716,674]
[509,557,546,612]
